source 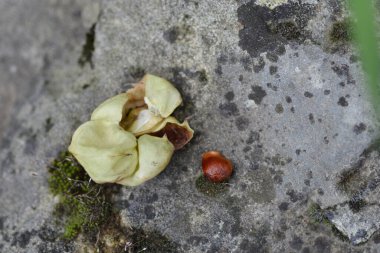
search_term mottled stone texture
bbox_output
[1,0,380,252]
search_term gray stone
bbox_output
[1,0,380,252]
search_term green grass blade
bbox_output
[348,0,380,116]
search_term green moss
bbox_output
[48,151,113,240]
[331,225,349,242]
[307,203,349,242]
[329,19,352,43]
[195,175,229,197]
[307,203,329,224]
[48,152,179,252]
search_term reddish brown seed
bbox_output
[202,151,233,183]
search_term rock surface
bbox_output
[1,0,380,252]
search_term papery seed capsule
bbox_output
[202,151,233,183]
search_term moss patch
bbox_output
[48,151,180,252]
[48,151,115,240]
[195,175,229,197]
[307,203,349,242]
[329,19,352,43]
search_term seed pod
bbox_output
[202,151,233,183]
[149,116,194,150]
[68,120,138,184]
[68,74,193,186]
[143,74,182,117]
[118,135,175,186]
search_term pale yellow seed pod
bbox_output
[68,74,193,186]
[68,120,138,184]
[124,107,164,136]
[118,135,175,186]
[91,93,129,122]
[143,74,182,118]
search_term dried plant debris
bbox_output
[69,74,194,186]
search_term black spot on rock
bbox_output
[275,45,286,55]
[348,197,367,213]
[285,96,292,103]
[353,123,366,135]
[308,113,315,124]
[240,56,253,71]
[324,90,330,95]
[373,233,380,244]
[267,83,277,91]
[24,134,38,155]
[37,225,59,242]
[219,102,239,117]
[236,116,250,131]
[246,131,260,144]
[163,24,193,43]
[313,236,331,253]
[269,65,278,75]
[144,205,156,219]
[237,1,315,57]
[163,26,180,43]
[215,54,228,75]
[290,235,303,250]
[290,106,295,113]
[127,66,146,79]
[45,118,54,133]
[278,202,289,211]
[197,69,208,83]
[266,52,279,62]
[275,104,284,114]
[78,23,96,68]
[350,55,358,63]
[11,230,34,248]
[0,216,6,230]
[253,57,266,73]
[248,85,267,104]
[304,91,313,98]
[331,63,355,85]
[286,189,303,202]
[337,97,348,107]
[239,225,269,252]
[147,193,159,203]
[225,91,235,101]
[243,146,252,153]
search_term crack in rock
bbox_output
[323,149,380,244]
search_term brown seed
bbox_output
[202,151,233,183]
